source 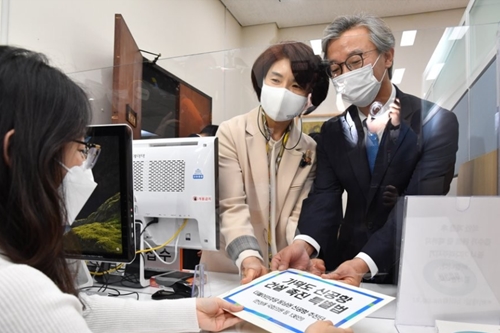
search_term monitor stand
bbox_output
[93,222,149,288]
[122,221,149,288]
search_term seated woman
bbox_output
[0,45,242,333]
[201,42,329,283]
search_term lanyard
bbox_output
[267,133,289,174]
[261,113,291,266]
[262,112,290,175]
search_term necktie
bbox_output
[365,121,379,173]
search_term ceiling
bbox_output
[219,0,469,28]
[218,0,474,111]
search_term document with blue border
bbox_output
[218,269,394,332]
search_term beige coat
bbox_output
[201,107,317,273]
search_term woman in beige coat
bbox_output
[201,42,329,283]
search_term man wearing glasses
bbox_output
[272,14,459,286]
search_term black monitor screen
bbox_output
[63,124,135,263]
[141,61,179,138]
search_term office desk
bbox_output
[107,271,399,333]
[201,272,398,333]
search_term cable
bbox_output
[257,106,270,141]
[108,291,139,300]
[89,263,124,276]
[140,218,159,236]
[80,286,139,300]
[284,116,303,151]
[86,219,188,288]
[135,218,188,254]
[143,232,180,265]
[257,105,303,150]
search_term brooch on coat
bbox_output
[300,150,312,168]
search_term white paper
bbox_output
[218,269,394,333]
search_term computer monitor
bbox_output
[63,124,135,263]
[132,136,219,252]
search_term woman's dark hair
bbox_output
[0,46,91,296]
[251,41,329,108]
[200,124,219,136]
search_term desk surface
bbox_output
[102,271,399,333]
[203,272,398,333]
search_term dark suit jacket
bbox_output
[297,87,459,283]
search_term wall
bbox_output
[210,9,466,123]
[5,0,242,73]
[3,0,243,125]
[239,9,465,118]
[2,1,466,125]
[0,0,8,44]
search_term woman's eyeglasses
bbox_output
[73,140,101,169]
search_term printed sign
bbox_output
[218,269,394,332]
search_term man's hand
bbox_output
[388,98,401,127]
[240,256,268,284]
[366,113,386,134]
[366,97,401,134]
[306,320,354,333]
[309,258,326,276]
[195,298,243,332]
[270,240,314,271]
[382,185,399,207]
[322,258,369,287]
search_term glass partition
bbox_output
[66,17,500,318]
[423,22,499,174]
[67,20,499,182]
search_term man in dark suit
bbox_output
[271,13,459,285]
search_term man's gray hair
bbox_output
[321,14,395,55]
[321,14,396,79]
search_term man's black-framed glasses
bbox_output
[73,139,101,170]
[325,49,378,78]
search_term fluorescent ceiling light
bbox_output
[141,130,159,138]
[310,39,322,55]
[426,63,444,80]
[447,26,469,40]
[400,30,417,47]
[391,68,405,84]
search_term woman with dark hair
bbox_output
[0,45,241,332]
[199,124,219,137]
[201,41,329,284]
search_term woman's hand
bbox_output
[306,320,354,333]
[195,298,243,332]
[308,258,326,276]
[241,256,268,284]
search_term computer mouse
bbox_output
[151,289,177,300]
[172,280,193,297]
[151,281,196,300]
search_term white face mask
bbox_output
[260,82,308,122]
[60,163,98,226]
[331,54,386,108]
